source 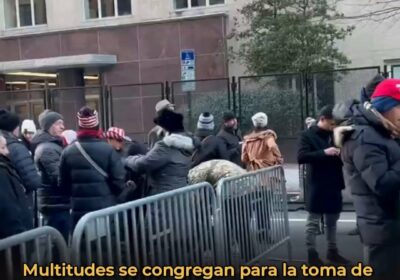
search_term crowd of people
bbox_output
[1,75,399,279]
[299,75,400,279]
[0,98,283,244]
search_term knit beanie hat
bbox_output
[77,106,99,129]
[0,109,20,132]
[106,127,131,142]
[197,112,215,130]
[21,119,37,134]
[38,110,63,132]
[223,111,236,122]
[371,79,400,113]
[251,112,268,128]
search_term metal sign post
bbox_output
[181,50,196,129]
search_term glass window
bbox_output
[117,0,132,16]
[175,0,188,9]
[19,0,33,27]
[392,65,400,79]
[101,0,115,17]
[191,0,206,7]
[4,0,17,28]
[34,0,47,25]
[85,0,99,19]
[210,0,224,4]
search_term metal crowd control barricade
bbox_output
[0,226,68,280]
[215,166,292,266]
[71,183,219,267]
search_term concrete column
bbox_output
[55,68,86,129]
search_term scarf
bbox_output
[77,128,104,139]
[365,102,400,139]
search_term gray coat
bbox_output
[126,133,194,195]
[2,131,41,193]
[335,102,400,246]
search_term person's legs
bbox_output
[43,211,70,243]
[305,212,323,264]
[324,213,349,264]
[364,241,400,280]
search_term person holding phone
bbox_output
[298,105,349,265]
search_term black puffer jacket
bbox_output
[31,131,69,214]
[2,131,41,193]
[192,129,229,168]
[335,101,400,246]
[0,155,33,239]
[298,125,345,214]
[217,127,243,166]
[59,136,125,226]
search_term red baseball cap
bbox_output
[371,79,400,101]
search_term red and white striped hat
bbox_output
[106,127,132,142]
[77,108,99,129]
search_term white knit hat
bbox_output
[197,112,215,130]
[21,119,37,134]
[251,112,268,128]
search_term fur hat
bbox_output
[251,112,268,128]
[77,106,99,129]
[38,110,63,132]
[197,112,215,130]
[0,109,20,132]
[154,110,184,133]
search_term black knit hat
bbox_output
[0,109,20,132]
[154,110,184,133]
[223,111,236,122]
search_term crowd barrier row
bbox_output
[0,166,291,276]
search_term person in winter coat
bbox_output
[21,119,37,151]
[333,79,400,279]
[242,112,283,171]
[360,73,386,103]
[192,112,229,168]
[0,133,33,239]
[297,105,348,265]
[217,112,243,166]
[0,110,41,201]
[126,109,194,196]
[59,107,126,227]
[147,99,175,149]
[31,110,69,241]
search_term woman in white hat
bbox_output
[21,119,37,151]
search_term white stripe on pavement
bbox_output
[289,218,356,223]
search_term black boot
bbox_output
[308,249,324,266]
[327,249,350,265]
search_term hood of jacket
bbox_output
[333,100,392,147]
[163,133,195,152]
[0,155,20,179]
[244,129,277,142]
[31,130,63,152]
[0,130,20,145]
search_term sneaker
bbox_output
[327,249,350,265]
[308,249,324,266]
[347,227,360,236]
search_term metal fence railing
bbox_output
[0,226,69,280]
[109,82,164,142]
[215,165,292,266]
[71,183,219,267]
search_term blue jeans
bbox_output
[42,211,70,243]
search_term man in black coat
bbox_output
[334,79,400,279]
[298,105,348,265]
[192,112,229,167]
[31,110,69,241]
[59,107,126,227]
[0,133,33,239]
[217,111,243,166]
